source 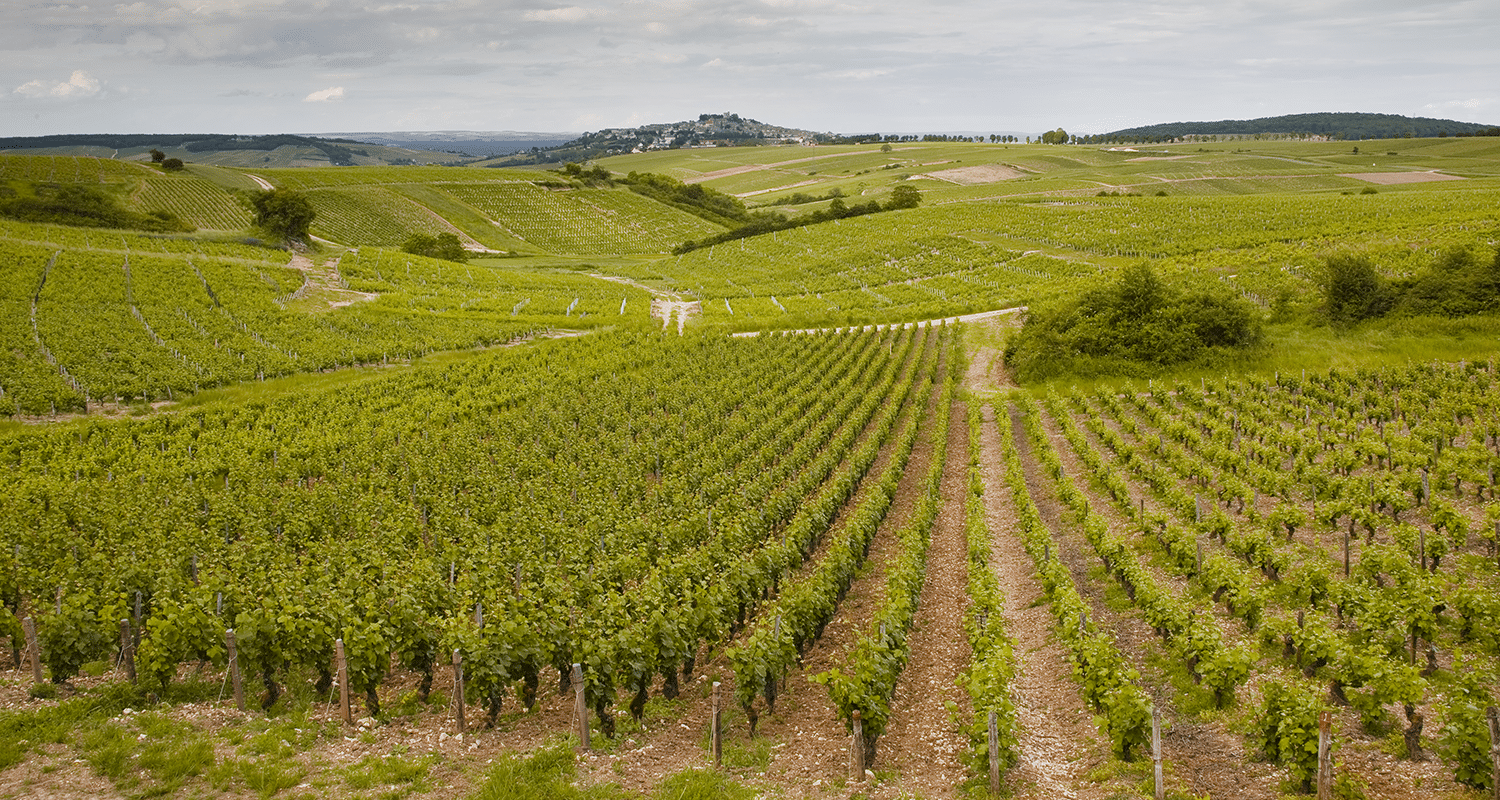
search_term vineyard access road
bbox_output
[731,306,1026,338]
[589,273,700,333]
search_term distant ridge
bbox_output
[315,131,580,158]
[1100,112,1499,142]
[0,132,463,167]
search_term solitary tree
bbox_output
[149,148,166,163]
[250,189,315,244]
[160,158,185,172]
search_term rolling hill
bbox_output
[1099,111,1499,141]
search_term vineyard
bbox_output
[0,219,651,416]
[1,139,1499,799]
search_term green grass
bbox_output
[468,738,765,800]
[1028,315,1500,395]
[79,711,216,797]
[342,750,438,794]
[0,682,143,771]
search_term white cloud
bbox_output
[1422,98,1495,112]
[523,7,588,23]
[14,70,102,99]
[825,68,890,80]
[304,86,345,102]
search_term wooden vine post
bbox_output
[987,710,1001,794]
[334,639,352,725]
[1151,707,1164,800]
[573,663,590,750]
[452,650,466,734]
[1316,710,1333,800]
[225,629,245,711]
[1487,706,1500,800]
[711,681,723,768]
[1350,522,1362,576]
[22,616,43,685]
[119,619,136,684]
[851,709,865,781]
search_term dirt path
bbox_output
[284,251,378,310]
[731,307,1025,339]
[244,173,275,191]
[977,404,1127,800]
[590,273,700,333]
[868,394,972,799]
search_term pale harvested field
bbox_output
[1340,170,1465,184]
[919,164,1027,184]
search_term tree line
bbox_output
[673,185,921,255]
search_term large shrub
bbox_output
[1003,263,1264,381]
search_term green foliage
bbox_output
[1441,660,1496,789]
[0,182,192,232]
[402,231,469,262]
[674,192,905,254]
[619,171,748,226]
[37,591,115,684]
[1254,677,1326,792]
[342,752,435,791]
[1318,246,1500,326]
[1041,127,1070,144]
[1319,254,1391,325]
[1392,246,1500,317]
[471,739,623,800]
[250,188,315,243]
[160,157,185,172]
[1004,263,1264,381]
[0,683,142,771]
[1100,111,1497,141]
[886,183,921,210]
[80,711,215,795]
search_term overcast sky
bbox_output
[4,0,1497,138]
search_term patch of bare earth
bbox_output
[977,404,1125,800]
[919,164,1028,185]
[284,252,378,310]
[1339,171,1464,185]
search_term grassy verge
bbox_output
[1033,315,1500,394]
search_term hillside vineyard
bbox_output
[1,137,1500,799]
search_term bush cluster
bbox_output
[1004,263,1264,381]
[0,182,192,232]
[401,232,469,262]
[1319,246,1500,325]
